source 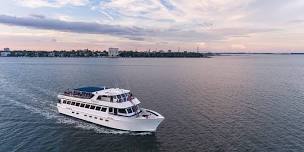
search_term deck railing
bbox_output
[63,90,94,99]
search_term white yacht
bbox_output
[56,86,164,132]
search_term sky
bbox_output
[0,0,303,52]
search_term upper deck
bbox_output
[59,86,140,108]
[63,86,107,99]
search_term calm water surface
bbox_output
[1,55,304,152]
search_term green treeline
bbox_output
[4,50,213,58]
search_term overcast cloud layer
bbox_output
[0,0,303,52]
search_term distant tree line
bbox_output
[119,51,213,58]
[4,50,214,58]
[8,50,108,57]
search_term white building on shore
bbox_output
[0,48,11,57]
[108,48,119,57]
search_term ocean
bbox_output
[1,55,304,152]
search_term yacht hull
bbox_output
[57,103,164,132]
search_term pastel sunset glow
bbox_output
[0,0,303,52]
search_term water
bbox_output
[1,55,304,152]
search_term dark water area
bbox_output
[1,55,304,152]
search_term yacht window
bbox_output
[67,101,71,104]
[95,106,101,111]
[90,105,96,109]
[71,102,75,105]
[118,109,127,114]
[114,108,118,115]
[76,103,80,106]
[110,96,113,102]
[113,96,117,99]
[58,99,61,103]
[63,100,66,104]
[97,95,110,102]
[117,95,121,99]
[132,106,138,112]
[127,108,132,113]
[121,94,125,98]
[109,107,113,113]
[80,103,85,107]
[101,107,107,112]
[85,104,90,108]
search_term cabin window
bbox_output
[127,108,132,113]
[58,99,61,103]
[71,102,75,105]
[121,94,125,98]
[102,95,110,102]
[101,107,107,112]
[114,108,118,115]
[76,103,80,106]
[67,101,71,104]
[117,95,121,99]
[113,96,117,99]
[89,116,92,118]
[85,104,90,108]
[118,109,127,114]
[95,106,101,111]
[132,106,138,112]
[80,103,85,107]
[63,100,66,104]
[94,117,97,119]
[110,96,113,102]
[90,105,96,109]
[97,96,102,100]
[109,107,113,113]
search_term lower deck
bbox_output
[57,103,164,131]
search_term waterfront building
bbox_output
[0,48,11,57]
[4,48,10,51]
[108,48,119,57]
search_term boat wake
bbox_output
[1,91,152,136]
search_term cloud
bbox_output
[231,44,246,49]
[30,14,46,19]
[0,15,148,38]
[16,0,89,8]
[289,19,304,24]
[0,14,280,43]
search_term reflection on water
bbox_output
[1,55,304,151]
